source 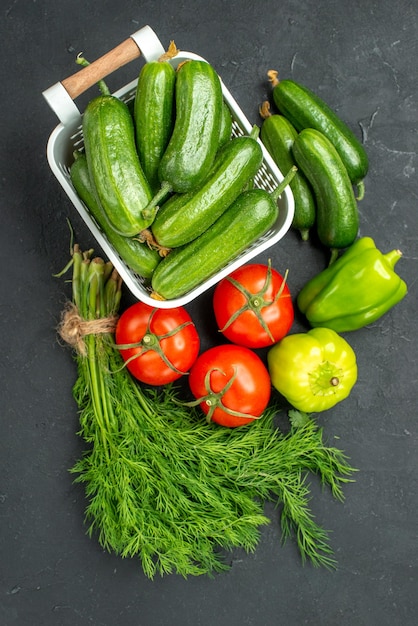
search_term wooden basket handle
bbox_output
[43,26,166,124]
[62,38,141,100]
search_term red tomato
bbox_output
[188,344,271,428]
[213,262,294,348]
[115,302,200,385]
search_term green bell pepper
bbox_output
[297,237,408,332]
[267,327,357,413]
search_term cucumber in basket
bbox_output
[152,133,263,248]
[158,59,223,193]
[151,167,297,300]
[43,26,295,308]
[134,56,176,194]
[70,151,161,279]
[83,94,155,237]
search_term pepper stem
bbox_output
[309,361,343,397]
[384,248,403,269]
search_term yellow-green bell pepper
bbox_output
[267,328,357,413]
[297,237,407,332]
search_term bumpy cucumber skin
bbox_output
[261,114,316,240]
[158,60,223,193]
[83,95,153,237]
[151,188,278,300]
[70,153,161,279]
[273,79,368,185]
[292,128,359,250]
[218,101,233,148]
[151,135,263,248]
[134,61,176,194]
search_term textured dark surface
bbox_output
[1,1,417,625]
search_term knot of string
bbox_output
[58,302,118,356]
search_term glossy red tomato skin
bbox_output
[213,263,294,348]
[188,344,271,428]
[115,302,200,385]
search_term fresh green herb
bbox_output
[57,244,356,578]
[288,409,311,428]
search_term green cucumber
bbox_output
[151,168,296,300]
[292,128,359,264]
[70,152,161,279]
[260,106,316,241]
[158,60,223,193]
[218,101,233,148]
[134,60,176,194]
[269,73,368,194]
[151,135,263,248]
[83,94,155,237]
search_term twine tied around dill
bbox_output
[58,302,118,356]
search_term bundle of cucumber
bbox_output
[261,71,369,265]
[71,49,295,301]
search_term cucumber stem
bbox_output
[259,100,272,120]
[158,40,179,62]
[271,166,298,202]
[355,180,365,201]
[250,125,260,140]
[328,248,340,266]
[147,181,172,210]
[138,229,171,257]
[267,70,280,88]
[76,54,111,96]
[141,181,173,222]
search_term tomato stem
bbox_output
[115,310,193,376]
[142,333,156,346]
[219,261,290,343]
[184,367,262,422]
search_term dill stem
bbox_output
[85,259,115,460]
[130,374,155,419]
[71,245,83,310]
[85,336,112,462]
[103,268,120,316]
[80,260,91,319]
[88,259,101,319]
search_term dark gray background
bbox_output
[1,1,417,625]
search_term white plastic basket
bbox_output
[43,25,294,309]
